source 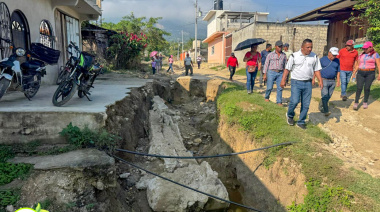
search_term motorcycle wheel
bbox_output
[52,79,78,107]
[24,74,41,99]
[0,78,11,100]
[56,66,70,85]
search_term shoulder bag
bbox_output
[247,52,259,73]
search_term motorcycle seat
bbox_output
[21,60,44,70]
[0,60,14,68]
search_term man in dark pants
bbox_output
[260,44,272,87]
[226,52,239,80]
[281,39,323,129]
[313,47,340,116]
[184,53,194,76]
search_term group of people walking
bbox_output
[237,39,380,129]
[151,53,175,74]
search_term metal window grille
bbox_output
[40,20,53,48]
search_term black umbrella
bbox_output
[234,38,266,51]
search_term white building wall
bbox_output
[3,0,95,84]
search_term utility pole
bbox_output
[177,38,180,61]
[194,0,198,62]
[181,30,184,57]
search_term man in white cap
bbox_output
[313,47,341,116]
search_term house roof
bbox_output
[286,0,359,23]
[218,11,257,20]
[202,31,226,43]
[203,10,218,21]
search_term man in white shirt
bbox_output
[280,39,323,129]
[184,53,193,76]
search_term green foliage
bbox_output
[0,190,19,207]
[106,32,147,69]
[0,146,14,163]
[60,123,119,149]
[102,13,170,54]
[0,163,32,186]
[347,0,380,49]
[288,179,353,212]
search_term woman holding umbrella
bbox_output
[243,44,262,94]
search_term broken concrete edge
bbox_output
[8,149,114,170]
[140,95,230,211]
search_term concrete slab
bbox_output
[0,78,152,112]
[0,76,152,144]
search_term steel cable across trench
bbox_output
[113,142,295,211]
[115,141,294,159]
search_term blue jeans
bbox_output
[246,67,258,91]
[340,70,353,96]
[321,79,336,113]
[152,67,156,74]
[167,63,173,72]
[287,79,312,125]
[265,70,284,103]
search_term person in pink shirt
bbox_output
[166,55,174,73]
[352,41,380,110]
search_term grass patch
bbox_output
[235,68,246,76]
[335,82,380,101]
[216,82,380,210]
[210,65,227,71]
[0,190,19,208]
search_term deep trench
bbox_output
[105,77,299,212]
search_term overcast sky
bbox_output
[102,0,333,40]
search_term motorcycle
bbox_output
[56,43,78,85]
[0,38,59,100]
[52,41,103,107]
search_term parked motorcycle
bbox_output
[0,38,60,100]
[56,43,78,85]
[52,41,103,107]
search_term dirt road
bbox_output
[165,63,380,178]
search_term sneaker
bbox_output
[296,123,307,130]
[342,96,347,101]
[353,103,358,110]
[286,113,294,126]
[265,99,270,102]
[247,90,252,94]
[363,102,368,109]
[324,112,331,116]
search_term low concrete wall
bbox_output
[0,111,106,144]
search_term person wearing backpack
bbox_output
[313,47,340,116]
[281,39,323,129]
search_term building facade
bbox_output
[286,0,366,50]
[0,0,102,84]
[232,22,328,66]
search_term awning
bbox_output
[286,0,359,23]
[202,31,226,43]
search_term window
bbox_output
[211,46,215,55]
[40,20,54,48]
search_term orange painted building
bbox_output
[203,32,227,64]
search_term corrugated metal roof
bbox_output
[286,0,358,23]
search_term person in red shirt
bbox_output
[243,44,262,94]
[337,40,358,101]
[227,52,239,81]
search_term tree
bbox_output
[348,0,380,49]
[102,13,170,52]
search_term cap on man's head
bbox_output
[329,47,339,56]
[231,52,235,55]
[275,40,283,47]
[362,41,373,49]
[346,40,355,46]
[284,43,289,47]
